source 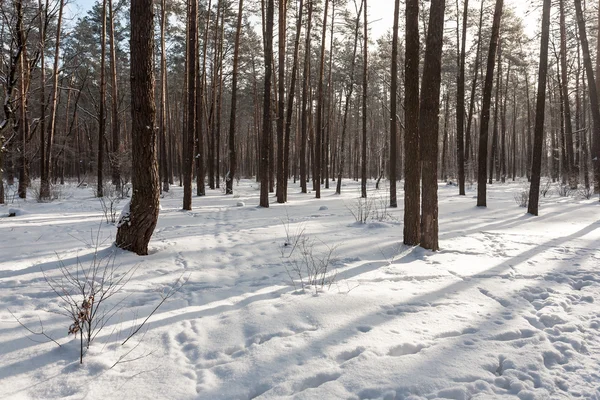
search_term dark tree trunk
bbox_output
[456,0,468,195]
[476,0,503,207]
[419,0,446,251]
[403,0,420,245]
[97,0,107,198]
[389,0,400,206]
[335,0,362,195]
[116,0,159,255]
[276,0,286,203]
[183,0,197,210]
[260,0,274,207]
[283,0,304,202]
[300,0,313,194]
[109,0,121,191]
[574,0,600,196]
[226,0,243,195]
[360,0,367,199]
[527,0,551,215]
[315,0,329,199]
[559,0,576,189]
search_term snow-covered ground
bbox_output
[1,179,599,400]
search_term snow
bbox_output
[1,179,599,399]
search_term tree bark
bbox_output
[403,0,420,245]
[456,0,468,195]
[360,0,367,199]
[574,0,600,196]
[260,0,274,207]
[116,0,159,255]
[389,0,400,206]
[226,0,243,195]
[183,0,197,210]
[527,0,551,215]
[476,0,503,207]
[419,0,446,251]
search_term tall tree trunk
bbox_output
[284,0,304,202]
[574,0,600,195]
[403,0,420,245]
[16,0,29,199]
[197,0,212,196]
[183,0,197,210]
[276,0,286,202]
[116,0,159,255]
[260,0,274,207]
[42,0,63,198]
[456,0,468,195]
[97,0,107,197]
[527,0,551,215]
[476,0,503,207]
[360,0,367,199]
[389,0,400,206]
[559,0,576,188]
[226,0,243,195]
[489,41,501,184]
[160,0,169,193]
[315,0,329,199]
[38,0,47,198]
[299,0,312,194]
[109,0,121,191]
[335,0,362,195]
[419,0,446,251]
[465,0,484,177]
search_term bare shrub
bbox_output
[35,229,185,364]
[30,182,62,202]
[346,196,374,224]
[577,186,593,200]
[285,236,338,295]
[540,179,552,197]
[557,184,572,197]
[346,194,395,223]
[514,189,529,208]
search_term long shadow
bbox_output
[222,220,600,396]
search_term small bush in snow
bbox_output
[514,190,529,208]
[285,235,338,294]
[99,192,121,224]
[36,229,186,364]
[557,184,572,197]
[540,179,552,197]
[30,182,63,202]
[577,186,594,200]
[346,196,374,224]
[346,194,395,224]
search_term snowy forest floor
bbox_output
[1,178,600,400]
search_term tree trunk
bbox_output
[527,0,551,215]
[360,0,368,199]
[419,0,446,251]
[574,0,600,196]
[299,1,312,194]
[476,0,503,207]
[283,0,304,202]
[276,0,286,203]
[183,0,197,210]
[389,0,400,206]
[315,0,329,199]
[335,0,362,196]
[40,0,64,199]
[403,0,420,245]
[116,0,159,255]
[226,0,243,195]
[109,0,121,191]
[260,0,274,207]
[456,0,468,195]
[97,0,107,198]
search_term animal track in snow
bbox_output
[388,343,426,357]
